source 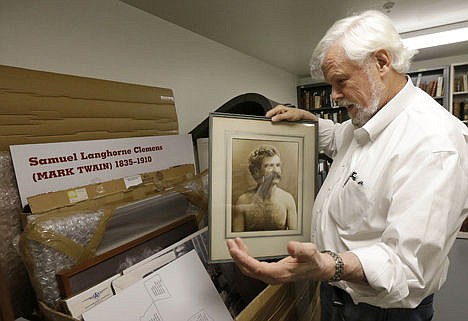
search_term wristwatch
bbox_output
[321,250,344,282]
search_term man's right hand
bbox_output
[266,105,318,122]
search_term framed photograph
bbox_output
[209,113,318,262]
[56,214,198,297]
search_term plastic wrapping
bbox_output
[17,165,207,319]
[20,209,111,309]
[0,151,36,317]
[19,165,198,312]
[175,169,209,228]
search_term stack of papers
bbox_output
[82,250,233,321]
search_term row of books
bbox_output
[453,100,468,121]
[453,73,468,93]
[300,88,338,110]
[415,74,444,97]
[311,108,348,123]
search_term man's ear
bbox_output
[373,49,392,75]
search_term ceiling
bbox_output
[121,0,468,77]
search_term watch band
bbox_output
[322,250,344,282]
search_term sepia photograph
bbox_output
[230,139,299,234]
[209,113,317,262]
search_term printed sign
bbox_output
[10,135,195,207]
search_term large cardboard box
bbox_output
[0,64,179,321]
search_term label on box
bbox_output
[160,95,174,102]
[65,274,120,319]
[124,175,143,189]
[10,134,195,207]
[67,188,89,203]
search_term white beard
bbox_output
[351,71,384,128]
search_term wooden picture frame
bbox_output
[458,217,468,239]
[56,214,198,297]
[208,113,318,262]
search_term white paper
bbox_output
[9,134,195,207]
[82,250,233,321]
[64,274,120,319]
[112,251,177,293]
[196,137,209,172]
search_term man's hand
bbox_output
[266,105,318,122]
[226,237,334,284]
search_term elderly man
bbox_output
[232,144,297,232]
[227,10,468,321]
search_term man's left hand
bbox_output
[226,237,334,284]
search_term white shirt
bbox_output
[312,78,468,308]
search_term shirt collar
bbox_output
[354,76,413,146]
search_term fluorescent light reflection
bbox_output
[402,27,468,50]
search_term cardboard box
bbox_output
[27,164,195,214]
[37,281,321,321]
[235,281,320,321]
[0,64,180,320]
[0,65,178,151]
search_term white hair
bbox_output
[309,10,418,79]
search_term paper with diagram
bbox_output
[82,250,233,321]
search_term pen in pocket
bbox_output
[343,171,363,186]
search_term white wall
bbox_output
[411,53,468,70]
[0,0,298,134]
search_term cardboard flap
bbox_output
[0,65,178,150]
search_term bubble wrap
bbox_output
[22,210,104,309]
[0,151,36,317]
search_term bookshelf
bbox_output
[450,62,468,124]
[297,83,347,188]
[296,83,348,123]
[408,66,449,110]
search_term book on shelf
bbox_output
[454,77,462,92]
[455,74,468,93]
[453,100,468,120]
[436,76,444,97]
[304,91,310,110]
[464,101,468,121]
[415,73,422,88]
[453,101,468,121]
[423,79,437,97]
[453,101,462,119]
[313,93,321,108]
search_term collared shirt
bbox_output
[312,77,468,308]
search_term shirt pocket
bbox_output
[328,179,374,235]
